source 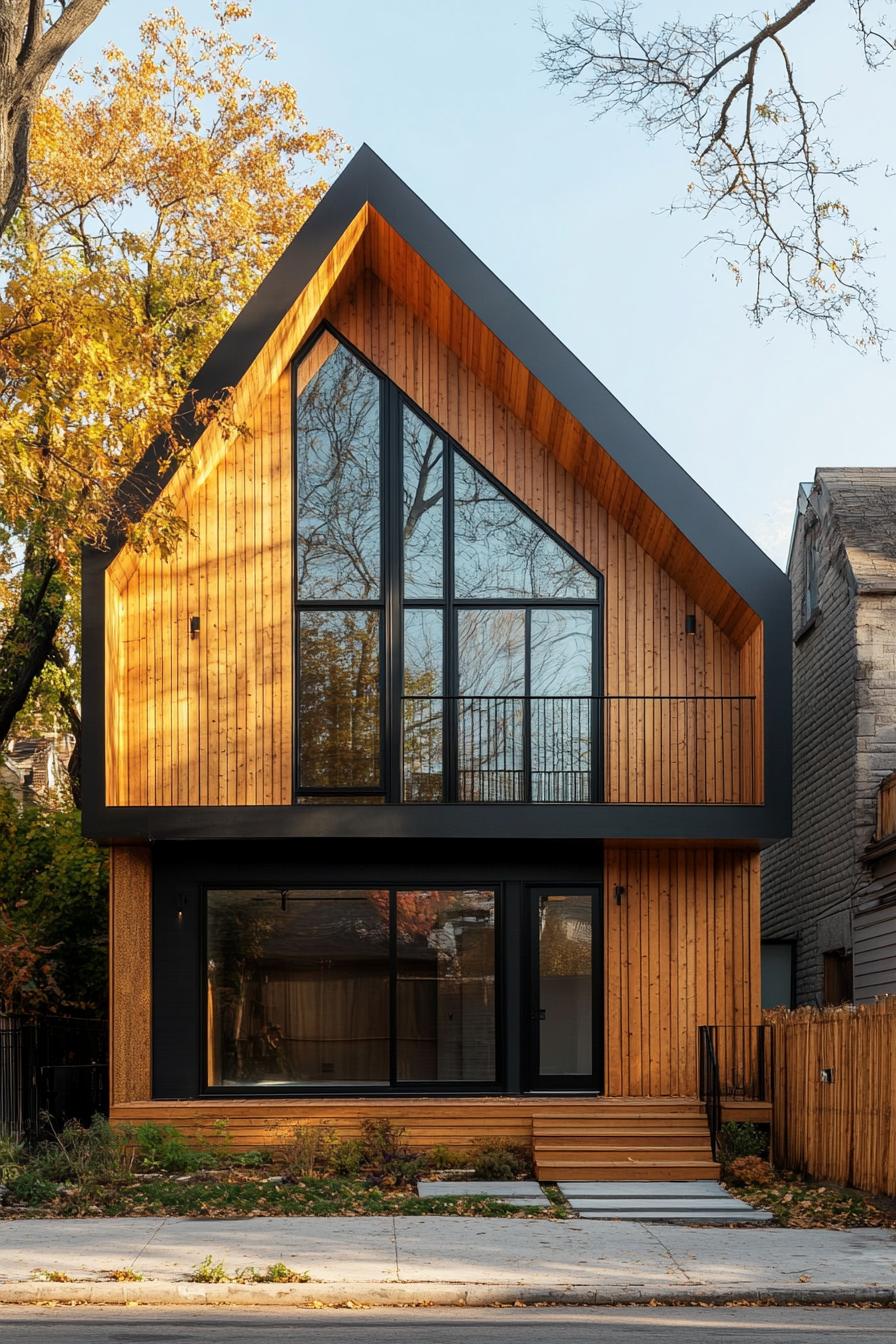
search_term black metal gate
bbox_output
[0,1015,107,1142]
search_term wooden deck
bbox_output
[111,1095,720,1181]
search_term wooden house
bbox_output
[82,147,790,1179]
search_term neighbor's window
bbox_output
[804,524,819,622]
[206,887,496,1088]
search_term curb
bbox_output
[0,1282,894,1308]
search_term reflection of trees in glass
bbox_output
[403,608,443,801]
[538,895,592,975]
[403,409,444,597]
[296,341,381,599]
[298,610,381,788]
[454,454,596,599]
[207,894,275,1083]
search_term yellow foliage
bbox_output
[0,2,344,567]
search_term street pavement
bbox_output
[0,1305,894,1342]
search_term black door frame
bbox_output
[523,883,603,1093]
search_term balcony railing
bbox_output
[401,694,759,805]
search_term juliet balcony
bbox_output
[401,693,761,806]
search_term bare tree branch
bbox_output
[538,0,894,350]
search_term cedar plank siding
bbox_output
[105,267,756,808]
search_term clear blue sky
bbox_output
[70,1,896,566]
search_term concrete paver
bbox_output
[558,1180,774,1223]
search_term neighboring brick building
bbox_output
[763,468,896,1005]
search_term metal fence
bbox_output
[0,1015,108,1142]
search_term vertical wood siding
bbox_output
[109,846,152,1105]
[603,846,761,1096]
[106,262,761,806]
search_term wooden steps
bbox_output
[533,1100,719,1181]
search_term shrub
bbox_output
[231,1148,270,1169]
[39,1115,135,1184]
[0,1132,25,1184]
[107,1267,143,1282]
[135,1122,204,1173]
[6,1169,56,1206]
[359,1119,423,1185]
[279,1122,336,1179]
[726,1154,775,1187]
[469,1138,532,1181]
[718,1121,769,1168]
[328,1137,365,1177]
[427,1144,469,1171]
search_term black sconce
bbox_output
[685,614,697,634]
[189,615,201,639]
[614,885,625,905]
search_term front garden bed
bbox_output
[0,1116,563,1220]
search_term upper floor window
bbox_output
[803,521,819,623]
[294,327,601,805]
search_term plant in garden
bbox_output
[279,1122,336,1180]
[718,1120,769,1169]
[106,1267,143,1282]
[726,1154,775,1187]
[469,1138,532,1181]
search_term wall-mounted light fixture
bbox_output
[614,885,625,906]
[685,614,697,635]
[189,615,201,639]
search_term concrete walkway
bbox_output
[0,1216,893,1306]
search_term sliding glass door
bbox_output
[206,887,497,1090]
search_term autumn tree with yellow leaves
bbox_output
[0,3,344,790]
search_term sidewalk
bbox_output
[0,1216,894,1306]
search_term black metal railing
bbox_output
[698,1025,722,1161]
[698,1025,772,1160]
[401,694,757,805]
[0,1015,108,1142]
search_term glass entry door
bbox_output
[526,887,601,1091]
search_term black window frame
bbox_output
[292,321,604,807]
[201,879,505,1096]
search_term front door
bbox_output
[526,887,602,1091]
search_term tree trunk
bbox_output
[0,534,67,745]
[0,0,107,237]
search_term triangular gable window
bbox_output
[453,453,596,600]
[295,328,601,805]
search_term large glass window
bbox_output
[298,609,381,790]
[295,327,601,804]
[403,407,444,598]
[454,454,597,600]
[207,887,496,1088]
[296,335,381,600]
[207,890,389,1087]
[396,889,496,1082]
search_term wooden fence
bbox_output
[768,999,896,1197]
